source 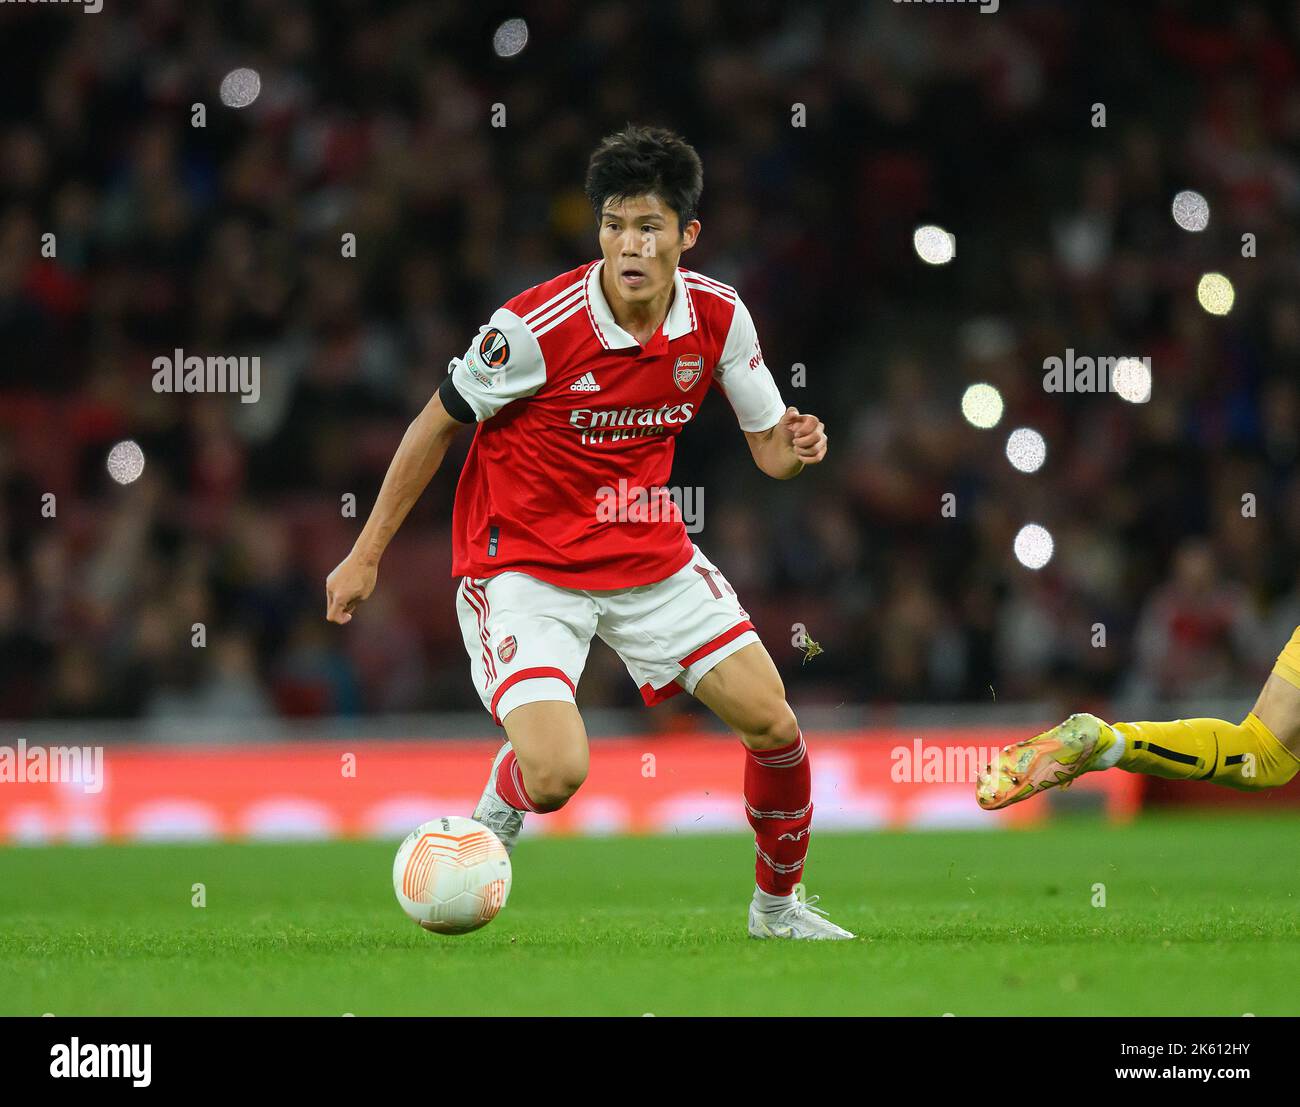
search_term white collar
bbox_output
[583,259,697,349]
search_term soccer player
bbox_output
[325,125,853,939]
[977,627,1300,808]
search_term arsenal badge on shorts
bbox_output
[497,635,517,663]
[673,354,703,392]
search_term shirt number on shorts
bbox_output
[693,565,735,599]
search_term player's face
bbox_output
[599,195,699,305]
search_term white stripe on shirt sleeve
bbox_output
[448,307,547,422]
[714,296,787,433]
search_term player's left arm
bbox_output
[714,296,826,479]
[744,406,826,479]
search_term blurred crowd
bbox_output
[1,0,1298,725]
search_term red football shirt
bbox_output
[446,260,786,589]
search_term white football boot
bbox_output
[472,741,525,855]
[748,893,856,940]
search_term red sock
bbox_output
[494,748,540,813]
[744,732,813,895]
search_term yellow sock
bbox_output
[1107,625,1300,790]
[1275,624,1300,692]
[1110,715,1297,790]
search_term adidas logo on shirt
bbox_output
[570,372,600,392]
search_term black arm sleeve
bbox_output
[438,373,476,424]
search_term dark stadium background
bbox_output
[0,0,1297,774]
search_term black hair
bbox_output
[584,124,703,234]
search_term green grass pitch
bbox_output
[1,813,1297,1016]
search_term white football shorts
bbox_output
[455,544,759,725]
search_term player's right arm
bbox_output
[325,307,545,624]
[325,389,466,624]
